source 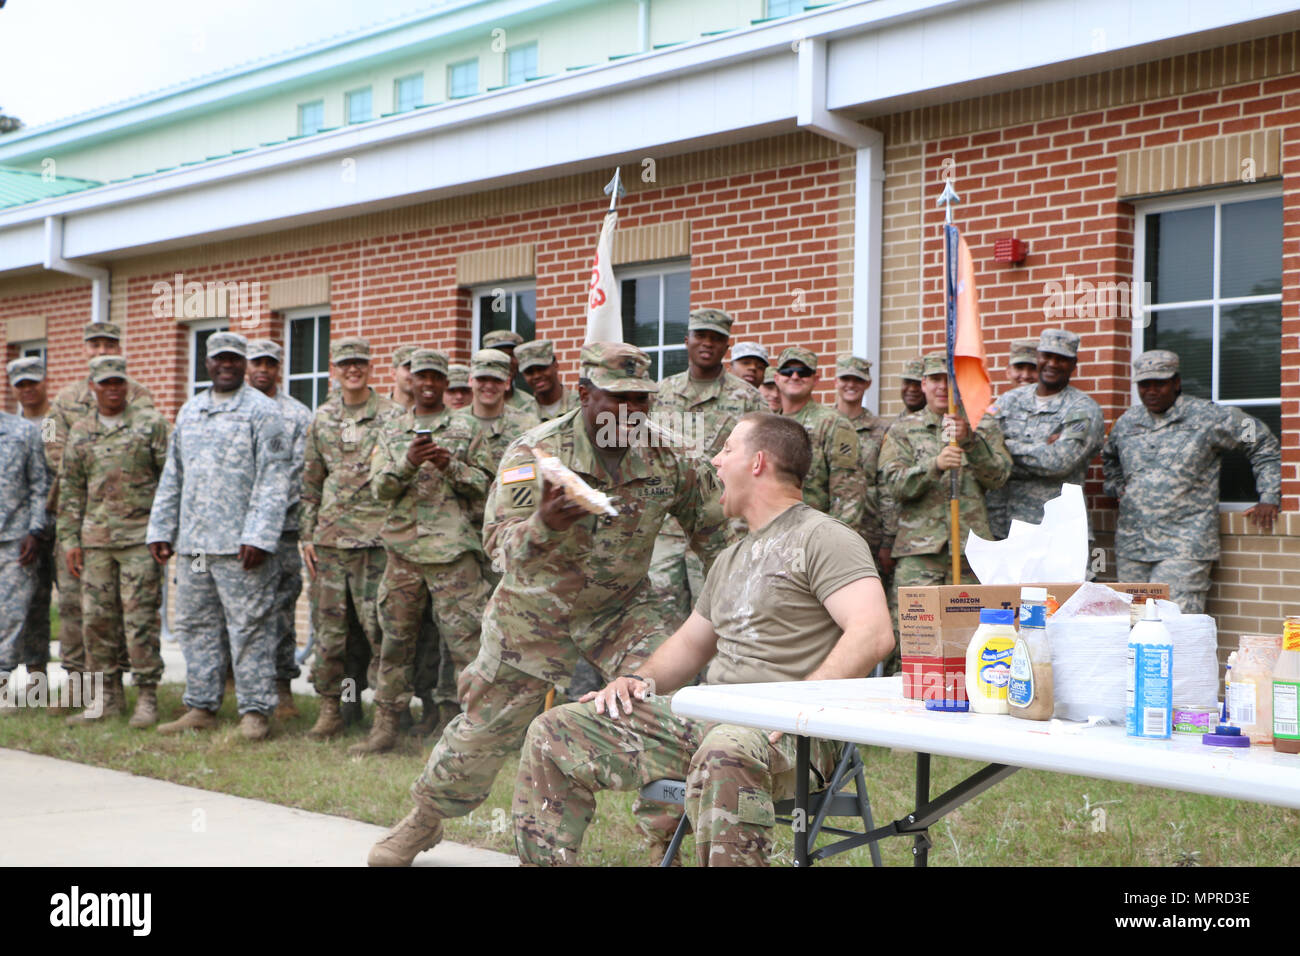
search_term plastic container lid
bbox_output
[1020,586,1048,602]
[1213,724,1241,736]
[1203,733,1251,748]
[979,608,1014,625]
[925,699,970,713]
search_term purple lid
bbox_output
[1203,733,1251,748]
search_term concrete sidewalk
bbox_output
[0,749,515,867]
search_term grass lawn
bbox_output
[2,684,1296,866]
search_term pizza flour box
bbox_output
[898,582,1170,700]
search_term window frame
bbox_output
[282,307,332,411]
[297,99,324,136]
[14,339,46,363]
[394,73,424,113]
[470,281,536,347]
[505,42,539,86]
[766,0,807,17]
[612,259,692,382]
[188,318,229,397]
[345,87,373,125]
[448,58,479,99]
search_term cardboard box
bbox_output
[898,582,1171,700]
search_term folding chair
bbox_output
[640,740,884,867]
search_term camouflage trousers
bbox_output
[271,533,303,682]
[174,553,278,715]
[1116,557,1212,615]
[310,545,386,698]
[514,694,840,866]
[53,539,85,675]
[374,550,490,710]
[413,613,458,707]
[648,532,705,631]
[18,532,53,668]
[894,552,976,589]
[0,539,38,680]
[81,544,164,685]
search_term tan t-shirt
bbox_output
[696,502,878,685]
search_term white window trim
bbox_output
[470,281,535,345]
[345,86,373,124]
[188,318,228,397]
[15,339,46,360]
[394,73,423,112]
[1132,182,1283,510]
[448,58,478,98]
[505,41,539,86]
[612,259,691,380]
[297,99,324,136]
[282,307,331,408]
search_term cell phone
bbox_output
[414,429,432,439]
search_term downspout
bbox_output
[44,216,110,325]
[638,0,650,53]
[797,36,883,414]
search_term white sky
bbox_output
[0,0,455,129]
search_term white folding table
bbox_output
[671,676,1300,866]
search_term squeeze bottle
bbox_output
[964,609,1016,714]
[1273,617,1300,755]
[1008,587,1053,720]
[1126,600,1173,739]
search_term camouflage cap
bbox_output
[470,348,512,381]
[579,342,657,394]
[1009,338,1039,366]
[330,336,371,363]
[731,341,769,364]
[835,354,873,382]
[922,352,948,377]
[247,339,283,363]
[777,346,818,371]
[1038,328,1079,359]
[6,356,45,385]
[83,321,122,342]
[1133,349,1179,382]
[482,329,524,351]
[89,355,127,383]
[206,331,248,358]
[688,308,733,337]
[410,348,450,377]
[392,344,417,368]
[515,339,556,372]
[447,363,471,390]
[762,366,776,385]
[901,358,925,382]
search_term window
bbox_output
[506,43,538,86]
[284,310,331,409]
[345,87,372,124]
[298,100,324,136]
[394,74,423,113]
[1135,188,1282,504]
[473,283,535,395]
[766,0,808,17]
[189,320,229,396]
[448,59,478,98]
[15,340,45,363]
[615,262,690,381]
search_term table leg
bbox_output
[795,734,810,867]
[913,752,930,867]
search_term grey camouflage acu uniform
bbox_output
[146,383,291,715]
[0,413,49,683]
[269,389,314,683]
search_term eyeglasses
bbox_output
[777,367,815,379]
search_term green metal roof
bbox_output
[0,167,102,209]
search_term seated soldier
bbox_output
[512,412,894,867]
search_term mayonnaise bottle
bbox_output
[964,608,1017,714]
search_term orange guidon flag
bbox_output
[952,231,991,429]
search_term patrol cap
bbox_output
[1133,349,1180,382]
[836,354,873,382]
[515,339,556,372]
[470,348,512,382]
[731,341,769,365]
[83,321,121,342]
[89,355,127,383]
[901,358,925,382]
[206,331,248,358]
[762,366,776,385]
[777,346,818,371]
[330,337,371,363]
[579,342,657,394]
[7,357,45,386]
[247,339,283,363]
[1038,328,1079,359]
[922,352,948,377]
[447,364,471,390]
[392,344,417,368]
[688,308,733,337]
[482,329,523,351]
[1009,338,1039,366]
[410,348,449,377]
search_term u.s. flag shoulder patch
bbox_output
[500,463,536,485]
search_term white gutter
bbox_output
[44,217,109,324]
[797,36,883,414]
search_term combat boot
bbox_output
[409,696,439,737]
[340,697,363,727]
[128,686,158,728]
[367,804,444,866]
[348,704,401,756]
[239,711,270,741]
[65,673,122,725]
[431,701,461,739]
[157,707,218,735]
[308,696,344,740]
[275,679,300,720]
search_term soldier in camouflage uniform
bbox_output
[9,358,53,685]
[518,339,580,421]
[514,413,895,866]
[774,347,865,528]
[46,322,154,688]
[879,352,1012,588]
[1005,338,1039,389]
[390,345,417,411]
[349,348,495,756]
[147,332,291,741]
[758,365,781,413]
[833,355,889,550]
[468,349,542,475]
[367,342,728,866]
[985,329,1104,539]
[58,356,170,727]
[728,340,769,389]
[481,329,531,412]
[299,337,403,739]
[247,339,314,720]
[0,400,49,702]
[1102,350,1280,613]
[445,364,472,410]
[876,357,926,656]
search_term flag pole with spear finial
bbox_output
[937,176,962,585]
